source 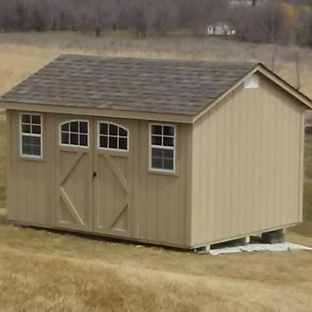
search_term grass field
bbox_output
[0,217,312,312]
[293,135,312,236]
[0,32,312,311]
[0,32,312,98]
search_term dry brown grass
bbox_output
[0,213,312,312]
[0,32,312,311]
[0,32,312,97]
[0,113,5,208]
[293,135,312,236]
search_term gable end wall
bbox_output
[190,74,306,246]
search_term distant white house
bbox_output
[229,0,267,7]
[230,0,254,6]
[207,23,236,36]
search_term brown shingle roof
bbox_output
[1,54,257,116]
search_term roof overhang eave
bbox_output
[0,100,194,124]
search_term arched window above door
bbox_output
[60,120,89,148]
[98,122,129,151]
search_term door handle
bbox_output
[93,172,97,178]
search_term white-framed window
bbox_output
[60,120,89,148]
[20,113,43,158]
[98,122,129,151]
[149,124,176,172]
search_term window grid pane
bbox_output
[80,122,88,134]
[150,124,175,172]
[164,159,174,170]
[151,148,174,170]
[32,146,41,156]
[100,123,108,135]
[22,124,31,133]
[22,114,30,123]
[152,125,162,135]
[98,123,128,151]
[21,114,42,158]
[70,133,79,145]
[100,135,108,148]
[80,134,88,147]
[21,114,42,136]
[151,125,175,149]
[163,126,174,136]
[163,136,174,147]
[109,136,118,149]
[32,115,41,124]
[60,121,89,148]
[61,132,69,144]
[119,138,127,150]
[109,124,118,136]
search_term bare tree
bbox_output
[0,0,17,31]
[15,0,28,30]
[270,44,278,72]
[0,0,308,45]
[31,0,50,32]
[128,0,148,38]
[294,49,302,90]
[91,0,109,37]
[295,9,312,46]
[230,2,287,44]
[150,0,178,37]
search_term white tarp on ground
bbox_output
[203,242,312,256]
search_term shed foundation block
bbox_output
[236,236,250,245]
[261,229,285,244]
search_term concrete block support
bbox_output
[261,229,285,244]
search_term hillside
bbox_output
[0,32,312,98]
[0,206,312,311]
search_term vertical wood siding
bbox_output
[56,114,94,232]
[191,75,306,246]
[136,121,192,247]
[93,117,136,239]
[7,111,192,247]
[7,111,56,226]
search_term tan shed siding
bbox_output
[7,110,191,247]
[191,75,305,246]
[7,110,55,226]
[6,111,13,218]
[137,121,192,247]
[297,108,306,223]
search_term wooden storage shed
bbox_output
[0,55,311,249]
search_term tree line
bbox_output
[0,0,312,46]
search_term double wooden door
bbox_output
[56,116,135,238]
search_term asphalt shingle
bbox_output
[0,54,257,116]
